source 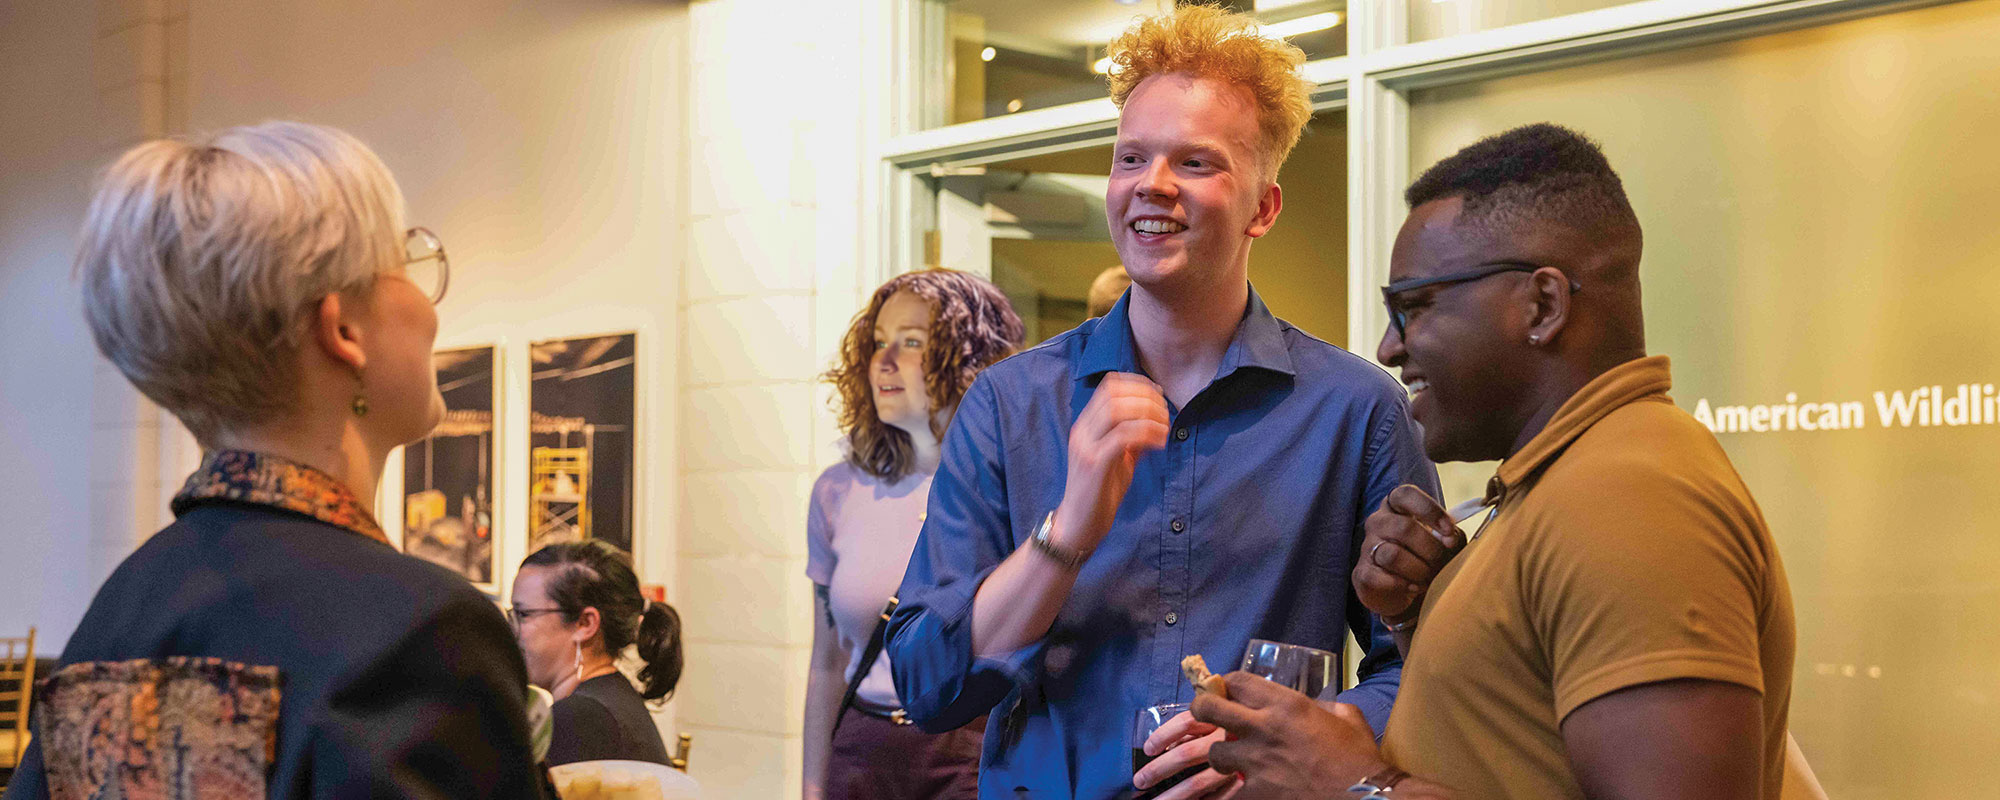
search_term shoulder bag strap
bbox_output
[830,596,897,737]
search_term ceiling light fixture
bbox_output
[1007,98,1024,113]
[1259,11,1343,39]
[981,46,997,62]
[1092,56,1114,74]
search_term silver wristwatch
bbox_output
[1029,511,1090,571]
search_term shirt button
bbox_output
[1165,612,1179,626]
[1170,518,1186,533]
[1174,427,1189,441]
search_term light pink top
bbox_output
[805,460,932,711]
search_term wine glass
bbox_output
[1131,702,1203,799]
[1239,638,1342,699]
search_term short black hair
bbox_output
[1406,123,1640,241]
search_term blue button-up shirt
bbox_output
[887,288,1439,799]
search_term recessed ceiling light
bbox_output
[1007,98,1024,113]
[981,46,997,62]
[1092,56,1114,74]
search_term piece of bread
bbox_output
[1181,654,1227,699]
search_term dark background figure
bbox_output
[1085,265,1131,319]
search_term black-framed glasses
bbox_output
[403,226,450,305]
[505,606,565,628]
[1380,261,1582,339]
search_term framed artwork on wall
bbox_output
[403,345,501,591]
[527,332,637,557]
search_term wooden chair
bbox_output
[0,627,35,770]
[668,732,692,772]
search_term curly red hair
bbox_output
[1106,3,1314,180]
[824,269,1024,481]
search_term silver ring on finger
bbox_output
[1370,540,1387,565]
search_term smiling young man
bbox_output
[884,6,1436,800]
[1187,124,1798,800]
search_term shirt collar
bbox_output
[1075,284,1297,382]
[1486,355,1675,503]
[171,449,390,544]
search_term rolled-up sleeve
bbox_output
[887,375,1040,733]
[1336,395,1439,736]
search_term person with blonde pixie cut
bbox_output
[4,122,545,800]
[804,268,1022,800]
[888,6,1435,799]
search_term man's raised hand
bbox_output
[1051,371,1169,553]
[1355,484,1464,625]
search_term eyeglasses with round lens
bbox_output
[403,226,450,305]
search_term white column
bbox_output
[88,0,199,585]
[676,1,871,796]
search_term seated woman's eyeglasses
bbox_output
[506,606,564,628]
[404,226,450,305]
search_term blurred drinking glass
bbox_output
[1239,639,1341,699]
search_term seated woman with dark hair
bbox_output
[511,540,684,767]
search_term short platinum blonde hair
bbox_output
[77,121,409,443]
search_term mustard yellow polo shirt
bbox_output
[1381,356,1795,799]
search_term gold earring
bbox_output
[350,371,369,416]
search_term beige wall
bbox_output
[673,0,875,794]
[182,0,691,587]
[0,0,106,647]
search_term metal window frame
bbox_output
[873,0,1956,355]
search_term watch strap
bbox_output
[1029,512,1089,570]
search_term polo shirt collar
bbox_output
[1487,355,1674,503]
[1075,284,1296,382]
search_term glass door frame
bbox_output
[871,0,1956,357]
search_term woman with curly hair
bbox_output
[803,269,1023,800]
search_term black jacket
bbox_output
[3,502,545,799]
